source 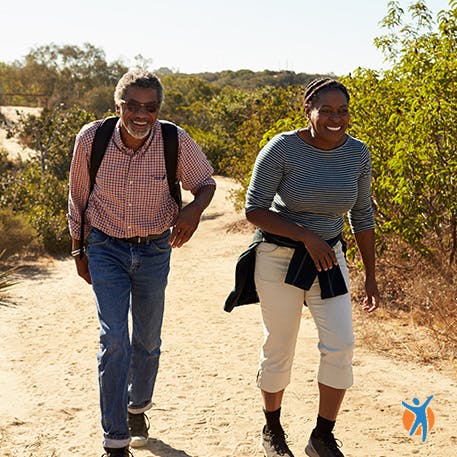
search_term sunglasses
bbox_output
[119,99,159,114]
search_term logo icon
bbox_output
[401,395,434,442]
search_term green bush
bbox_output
[1,106,95,255]
[341,1,457,264]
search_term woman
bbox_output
[245,78,380,457]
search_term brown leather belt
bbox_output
[118,232,167,244]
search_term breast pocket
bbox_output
[134,174,168,212]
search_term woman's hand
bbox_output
[301,230,338,272]
[362,277,380,313]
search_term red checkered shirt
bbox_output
[68,119,215,240]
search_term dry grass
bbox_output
[350,239,456,374]
[225,218,256,233]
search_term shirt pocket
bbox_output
[136,174,168,209]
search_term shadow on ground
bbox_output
[143,438,192,457]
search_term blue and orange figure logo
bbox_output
[401,395,434,442]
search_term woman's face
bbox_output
[305,89,350,149]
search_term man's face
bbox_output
[117,86,160,144]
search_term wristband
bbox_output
[70,248,84,257]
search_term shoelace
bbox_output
[321,432,343,451]
[270,430,292,455]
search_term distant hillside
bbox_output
[156,68,331,90]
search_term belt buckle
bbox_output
[137,236,142,244]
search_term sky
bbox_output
[0,0,451,76]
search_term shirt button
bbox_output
[128,226,131,229]
[129,181,133,184]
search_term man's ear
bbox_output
[115,104,120,114]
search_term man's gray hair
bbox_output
[114,70,164,105]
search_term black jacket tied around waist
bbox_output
[224,229,347,312]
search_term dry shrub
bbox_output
[350,235,456,370]
[225,218,256,234]
[0,208,38,257]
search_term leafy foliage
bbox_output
[343,0,457,264]
[0,43,127,115]
[1,2,457,270]
[1,106,95,253]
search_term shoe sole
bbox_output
[259,437,267,456]
[305,441,319,457]
[259,437,274,457]
[260,437,295,457]
[130,436,148,448]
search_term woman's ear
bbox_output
[304,103,311,118]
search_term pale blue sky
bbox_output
[0,0,451,75]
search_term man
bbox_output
[68,70,216,457]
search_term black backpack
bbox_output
[79,116,182,246]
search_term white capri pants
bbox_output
[255,241,354,392]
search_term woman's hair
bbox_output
[114,70,164,105]
[304,78,350,105]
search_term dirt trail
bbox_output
[0,176,456,456]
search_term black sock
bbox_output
[312,415,335,437]
[263,407,283,434]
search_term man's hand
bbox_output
[169,201,203,248]
[74,254,92,284]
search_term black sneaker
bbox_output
[128,412,150,447]
[261,425,295,457]
[102,447,132,457]
[305,432,344,457]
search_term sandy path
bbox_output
[0,106,42,160]
[0,176,456,456]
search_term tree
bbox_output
[0,43,128,109]
[2,106,95,253]
[343,0,457,264]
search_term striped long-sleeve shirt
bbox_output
[68,119,215,240]
[245,130,375,240]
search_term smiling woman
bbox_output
[238,77,380,457]
[298,78,351,150]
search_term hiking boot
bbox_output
[305,432,344,457]
[128,411,150,447]
[102,447,132,457]
[261,425,295,457]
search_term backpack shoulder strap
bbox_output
[160,120,182,208]
[90,116,118,193]
[79,116,118,253]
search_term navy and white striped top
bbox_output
[245,130,375,240]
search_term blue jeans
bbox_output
[87,227,171,448]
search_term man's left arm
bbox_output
[169,184,216,248]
